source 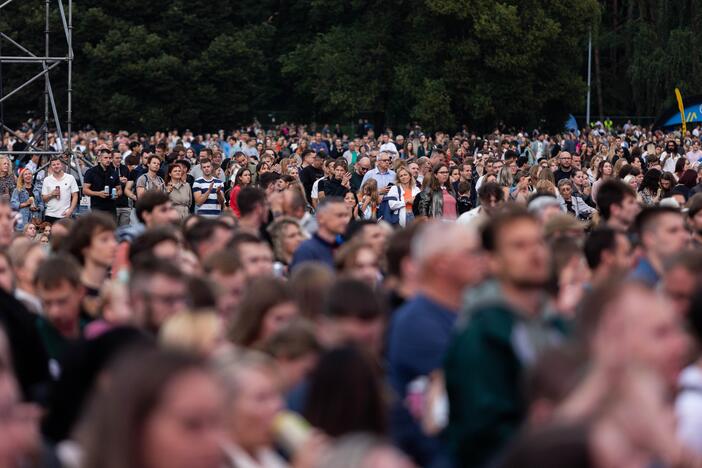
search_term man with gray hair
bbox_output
[361,151,396,195]
[386,221,487,467]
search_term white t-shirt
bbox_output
[41,172,79,218]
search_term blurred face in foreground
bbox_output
[141,370,225,468]
[227,368,283,451]
[491,218,549,289]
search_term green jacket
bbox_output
[444,285,565,468]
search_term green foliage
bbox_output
[0,0,606,132]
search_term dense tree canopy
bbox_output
[1,0,697,133]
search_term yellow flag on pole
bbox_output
[675,88,687,136]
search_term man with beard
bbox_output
[444,207,566,468]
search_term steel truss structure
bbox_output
[0,0,72,158]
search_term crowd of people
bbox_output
[2,119,702,467]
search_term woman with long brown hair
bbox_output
[414,163,457,220]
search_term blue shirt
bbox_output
[386,294,457,467]
[310,141,329,154]
[289,233,339,271]
[630,256,660,287]
[361,168,396,190]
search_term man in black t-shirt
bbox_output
[83,148,121,218]
[111,149,131,226]
[299,149,324,202]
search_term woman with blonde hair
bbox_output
[386,165,420,227]
[497,166,514,199]
[0,155,16,199]
[11,168,42,227]
[267,217,306,269]
[359,178,380,220]
[160,310,226,357]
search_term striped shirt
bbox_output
[193,176,223,217]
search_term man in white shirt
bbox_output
[41,156,79,223]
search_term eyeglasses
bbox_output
[359,167,369,172]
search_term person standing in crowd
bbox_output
[415,163,458,220]
[79,349,226,468]
[290,197,350,271]
[387,165,420,227]
[228,231,275,279]
[299,149,324,202]
[165,163,192,221]
[63,213,117,318]
[457,182,505,226]
[267,217,306,270]
[204,250,246,322]
[553,151,574,184]
[10,168,42,228]
[387,222,487,467]
[596,179,639,232]
[557,178,595,219]
[34,255,87,368]
[0,155,15,198]
[630,206,689,286]
[350,157,371,193]
[128,257,190,334]
[9,240,46,314]
[318,158,351,199]
[361,151,396,194]
[83,147,122,218]
[445,207,565,468]
[41,156,79,224]
[112,149,132,226]
[134,154,166,200]
[228,167,252,217]
[135,191,180,229]
[584,227,633,286]
[236,187,269,235]
[193,158,225,218]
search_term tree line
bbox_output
[0,0,697,133]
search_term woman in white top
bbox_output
[386,165,420,227]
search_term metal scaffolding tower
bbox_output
[0,0,73,158]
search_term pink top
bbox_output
[229,185,242,217]
[442,187,457,220]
